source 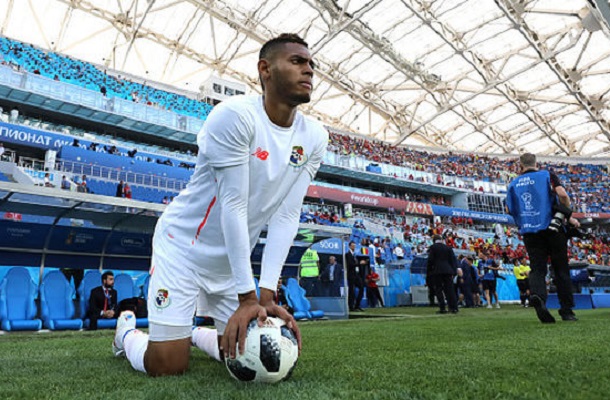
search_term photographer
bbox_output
[506,153,580,323]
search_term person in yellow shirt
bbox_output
[513,257,531,307]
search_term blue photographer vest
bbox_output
[506,170,555,234]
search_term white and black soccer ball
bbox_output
[225,316,298,383]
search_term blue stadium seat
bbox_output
[114,273,147,328]
[284,278,324,320]
[78,270,116,329]
[0,267,42,331]
[114,273,136,303]
[40,271,83,330]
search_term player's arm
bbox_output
[258,129,327,349]
[257,170,312,351]
[199,104,265,358]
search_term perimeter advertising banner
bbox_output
[306,185,434,215]
[431,205,515,224]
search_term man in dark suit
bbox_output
[88,271,118,330]
[320,256,343,297]
[346,241,365,311]
[427,235,459,314]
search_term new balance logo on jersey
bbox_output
[252,147,269,160]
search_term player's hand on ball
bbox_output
[222,291,267,360]
[259,288,302,354]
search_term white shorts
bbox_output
[147,234,239,338]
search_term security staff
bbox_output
[506,153,580,323]
[299,247,320,296]
[513,257,531,307]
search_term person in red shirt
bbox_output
[366,267,384,308]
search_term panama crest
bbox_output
[289,146,308,167]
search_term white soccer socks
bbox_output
[192,327,221,361]
[124,329,148,373]
[113,311,147,373]
[113,311,137,357]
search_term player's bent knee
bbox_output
[144,338,191,377]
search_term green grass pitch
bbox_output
[1,306,609,400]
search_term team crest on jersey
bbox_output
[155,289,171,309]
[289,146,308,167]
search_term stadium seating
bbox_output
[284,278,324,320]
[114,273,136,303]
[39,271,83,330]
[0,267,42,331]
[0,36,214,120]
[114,273,148,328]
[78,270,116,329]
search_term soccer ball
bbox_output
[225,316,298,383]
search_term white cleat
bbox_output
[496,304,501,309]
[113,311,136,357]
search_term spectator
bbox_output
[123,183,132,199]
[346,241,366,312]
[79,175,88,193]
[88,271,118,330]
[9,106,18,123]
[116,180,124,197]
[320,255,342,297]
[426,234,458,314]
[61,175,71,190]
[43,172,55,188]
[365,267,384,308]
[0,142,5,160]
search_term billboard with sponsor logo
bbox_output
[306,185,433,215]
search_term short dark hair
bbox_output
[102,271,114,282]
[259,33,309,60]
[432,235,443,242]
[520,153,536,168]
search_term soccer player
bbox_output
[113,33,325,376]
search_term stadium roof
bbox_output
[2,0,610,157]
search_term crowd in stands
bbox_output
[72,139,195,170]
[327,130,520,184]
[327,130,610,213]
[300,204,610,268]
[1,36,609,215]
[2,33,608,213]
[0,36,214,120]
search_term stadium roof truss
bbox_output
[2,0,610,157]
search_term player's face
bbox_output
[269,43,315,105]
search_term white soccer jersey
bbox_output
[154,95,327,294]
